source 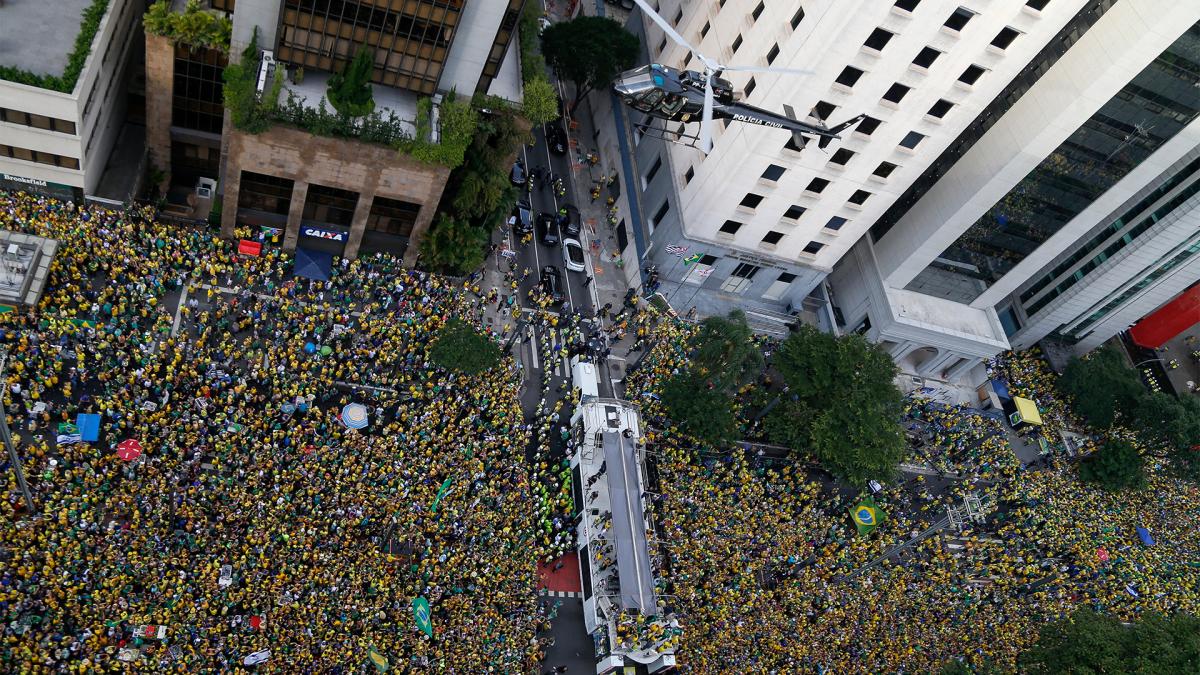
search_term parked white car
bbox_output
[562,237,586,272]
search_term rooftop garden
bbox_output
[143,0,232,53]
[0,0,110,93]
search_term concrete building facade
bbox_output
[142,0,525,262]
[0,0,143,199]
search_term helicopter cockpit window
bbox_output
[633,90,663,112]
[660,94,685,116]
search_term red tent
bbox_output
[1129,283,1200,349]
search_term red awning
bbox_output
[237,239,262,257]
[1129,283,1200,349]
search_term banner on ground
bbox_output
[56,422,82,445]
[682,253,703,266]
[851,496,885,535]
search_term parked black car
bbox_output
[537,211,560,246]
[510,201,533,233]
[540,265,564,302]
[556,203,581,238]
[546,123,568,155]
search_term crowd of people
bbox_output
[625,312,1200,673]
[0,191,557,671]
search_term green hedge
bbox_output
[0,0,111,93]
[143,0,232,53]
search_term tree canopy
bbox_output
[766,325,904,484]
[1078,438,1145,491]
[327,45,376,118]
[541,16,639,111]
[1058,347,1145,429]
[660,372,737,446]
[689,310,763,393]
[1020,609,1200,674]
[419,214,489,276]
[428,318,502,375]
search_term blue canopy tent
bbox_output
[294,247,333,282]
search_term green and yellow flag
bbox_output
[851,496,885,535]
[366,644,389,672]
[682,253,703,266]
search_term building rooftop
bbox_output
[0,0,95,78]
[0,230,58,307]
[281,71,419,138]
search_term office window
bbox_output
[761,164,786,181]
[238,171,294,216]
[899,131,927,149]
[992,27,1021,50]
[172,44,227,135]
[721,262,761,294]
[882,83,910,104]
[790,7,805,29]
[1,144,79,169]
[643,156,663,188]
[856,116,881,135]
[912,47,941,69]
[959,64,986,85]
[0,108,76,135]
[674,7,683,24]
[752,1,765,20]
[701,21,710,38]
[366,196,421,237]
[928,99,954,118]
[649,201,670,231]
[812,100,837,121]
[803,241,826,255]
[767,44,780,64]
[874,161,898,178]
[830,148,855,165]
[895,0,920,11]
[783,204,806,220]
[740,193,765,209]
[762,272,798,301]
[302,184,359,228]
[825,216,848,230]
[733,34,743,52]
[658,37,668,54]
[719,219,743,235]
[683,53,692,69]
[1027,0,1050,9]
[864,28,895,51]
[684,166,695,184]
[849,189,872,205]
[744,77,756,96]
[805,177,830,194]
[944,7,975,32]
[835,66,865,88]
[784,136,805,152]
[762,230,784,245]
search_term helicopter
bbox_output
[614,0,865,153]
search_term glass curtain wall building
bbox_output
[909,22,1200,303]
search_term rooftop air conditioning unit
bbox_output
[256,51,275,95]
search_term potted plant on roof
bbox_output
[326,45,376,118]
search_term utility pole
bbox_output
[0,351,34,514]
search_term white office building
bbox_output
[597,0,1200,381]
[0,0,143,200]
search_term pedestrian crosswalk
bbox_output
[522,324,581,379]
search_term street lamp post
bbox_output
[0,351,34,514]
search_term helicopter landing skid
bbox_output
[633,120,702,149]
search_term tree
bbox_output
[1058,347,1144,429]
[766,326,904,484]
[420,214,489,275]
[523,76,560,126]
[660,372,737,446]
[689,310,763,393]
[1078,438,1145,491]
[1021,609,1200,674]
[327,45,376,118]
[429,318,502,375]
[223,28,283,133]
[541,17,639,112]
[1133,391,1200,452]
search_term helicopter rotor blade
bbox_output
[699,73,714,154]
[630,0,720,72]
[720,65,815,77]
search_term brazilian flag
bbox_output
[682,253,703,266]
[851,496,885,535]
[366,644,389,672]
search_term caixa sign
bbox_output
[302,226,347,242]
